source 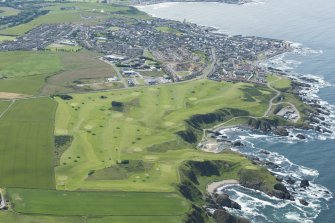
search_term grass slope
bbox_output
[7,188,189,217]
[0,98,56,189]
[54,79,275,191]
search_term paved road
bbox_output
[99,58,129,88]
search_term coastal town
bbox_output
[0,15,290,87]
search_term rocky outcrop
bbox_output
[296,134,306,140]
[213,209,251,223]
[248,118,279,133]
[271,183,293,200]
[299,199,309,206]
[214,193,241,210]
[285,177,296,185]
[300,179,310,188]
[273,127,289,136]
[233,141,244,147]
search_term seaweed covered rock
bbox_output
[213,209,251,223]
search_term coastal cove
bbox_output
[138,0,335,222]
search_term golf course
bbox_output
[0,1,307,222]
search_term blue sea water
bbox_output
[138,1,335,222]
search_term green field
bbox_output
[0,98,56,189]
[0,50,115,95]
[0,101,10,114]
[7,188,189,216]
[0,35,16,43]
[267,74,292,90]
[0,3,149,36]
[54,79,275,191]
[46,44,82,52]
[0,51,62,78]
[0,212,181,223]
[41,50,115,95]
[0,212,82,223]
[0,51,62,94]
[0,6,20,17]
[155,26,183,35]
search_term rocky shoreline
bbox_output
[200,69,334,222]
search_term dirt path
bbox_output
[207,180,239,194]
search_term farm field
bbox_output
[7,188,189,216]
[0,50,116,95]
[0,101,10,114]
[0,98,56,189]
[54,79,276,190]
[41,50,116,95]
[0,212,181,223]
[0,212,83,223]
[0,51,62,95]
[0,3,150,36]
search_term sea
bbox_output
[137,0,335,222]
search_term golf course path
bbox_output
[207,180,239,194]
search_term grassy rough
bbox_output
[0,98,56,189]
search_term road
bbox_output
[201,47,217,79]
[99,58,129,88]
